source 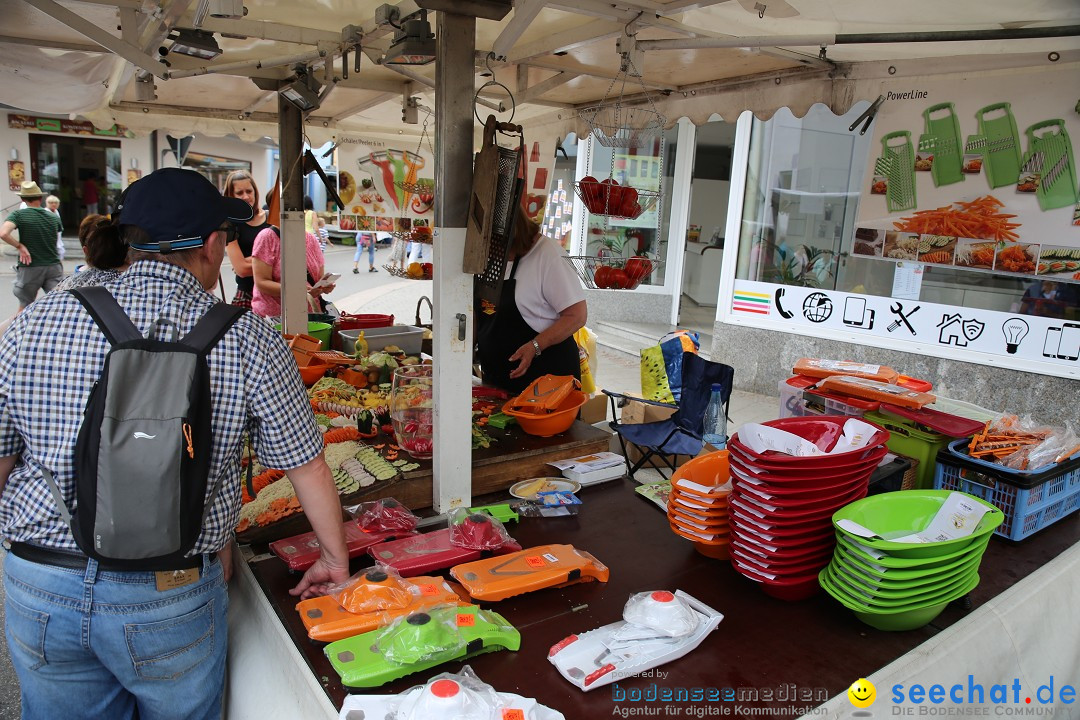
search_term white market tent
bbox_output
[2,0,1079,144]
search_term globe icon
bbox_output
[802,292,833,323]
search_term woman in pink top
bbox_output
[250,226,334,319]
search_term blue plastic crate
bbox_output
[933,439,1080,541]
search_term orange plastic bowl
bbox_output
[298,358,329,386]
[502,390,587,437]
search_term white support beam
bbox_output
[481,70,579,104]
[637,34,836,51]
[506,18,623,64]
[331,92,395,122]
[69,0,141,7]
[491,0,546,58]
[523,58,678,92]
[164,48,328,79]
[194,17,341,45]
[21,0,168,78]
[109,5,148,104]
[0,34,103,53]
[653,0,731,12]
[242,91,278,116]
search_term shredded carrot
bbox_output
[893,195,1020,241]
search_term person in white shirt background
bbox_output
[45,195,64,261]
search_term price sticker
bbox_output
[525,556,546,568]
[456,613,476,627]
[417,584,439,596]
[502,710,525,720]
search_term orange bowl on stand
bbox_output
[501,390,587,437]
[298,357,330,386]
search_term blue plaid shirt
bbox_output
[0,260,323,553]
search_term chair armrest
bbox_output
[601,389,677,410]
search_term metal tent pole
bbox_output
[431,11,478,512]
[278,94,308,335]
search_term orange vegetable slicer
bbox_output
[506,375,581,415]
[296,571,468,643]
[450,544,609,601]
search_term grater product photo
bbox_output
[1023,119,1078,211]
[975,102,1022,188]
[922,102,964,187]
[880,131,917,213]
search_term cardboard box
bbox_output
[578,395,608,425]
[617,393,687,470]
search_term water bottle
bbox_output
[702,383,727,447]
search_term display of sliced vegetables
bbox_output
[892,195,1020,241]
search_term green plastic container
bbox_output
[864,410,951,489]
[275,321,332,350]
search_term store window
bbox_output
[735,104,1079,320]
[584,126,676,287]
[541,134,578,249]
[184,151,251,193]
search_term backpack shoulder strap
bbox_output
[69,286,143,345]
[181,302,247,353]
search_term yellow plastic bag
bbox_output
[574,327,598,395]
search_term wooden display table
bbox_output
[227,478,1078,719]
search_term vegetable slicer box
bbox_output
[367,528,522,577]
[270,520,417,572]
[450,544,609,601]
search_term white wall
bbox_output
[687,178,731,244]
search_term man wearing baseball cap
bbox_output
[1,180,65,309]
[0,168,348,720]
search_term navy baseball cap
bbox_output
[116,168,254,253]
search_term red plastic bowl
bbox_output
[727,445,887,482]
[729,416,889,464]
[727,512,835,542]
[730,559,822,601]
[730,545,833,574]
[729,530,835,559]
[728,436,888,471]
[733,473,869,509]
[730,485,867,523]
[728,461,876,497]
[335,313,394,330]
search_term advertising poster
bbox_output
[732,278,1079,372]
[8,160,25,191]
[853,68,1080,284]
[335,134,435,236]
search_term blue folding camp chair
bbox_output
[604,353,735,480]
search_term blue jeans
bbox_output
[4,552,227,720]
[353,242,375,267]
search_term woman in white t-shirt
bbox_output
[475,207,587,394]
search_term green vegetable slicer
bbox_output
[1023,119,1078,211]
[921,102,964,187]
[324,605,520,688]
[975,102,1022,188]
[878,131,917,213]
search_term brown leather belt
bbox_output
[9,542,212,572]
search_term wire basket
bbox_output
[573,181,661,220]
[382,263,432,280]
[565,255,663,290]
[578,106,666,148]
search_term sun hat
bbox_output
[18,181,44,199]
[116,168,254,253]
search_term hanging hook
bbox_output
[484,51,496,77]
[755,2,766,19]
[624,11,643,37]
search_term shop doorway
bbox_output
[29,133,121,232]
[677,120,737,333]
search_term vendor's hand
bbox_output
[17,245,31,265]
[289,555,350,600]
[508,341,536,379]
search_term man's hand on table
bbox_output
[289,555,350,600]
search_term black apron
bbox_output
[476,257,580,395]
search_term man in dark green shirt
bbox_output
[1,181,64,308]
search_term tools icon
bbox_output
[887,303,921,335]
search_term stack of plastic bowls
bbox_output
[667,451,732,559]
[821,489,1003,630]
[725,417,890,601]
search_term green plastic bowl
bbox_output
[832,538,988,584]
[822,562,978,609]
[829,552,982,597]
[836,532,992,569]
[832,490,1003,558]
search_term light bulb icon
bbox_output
[1002,318,1029,354]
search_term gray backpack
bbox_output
[42,286,245,569]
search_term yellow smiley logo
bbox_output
[848,678,876,708]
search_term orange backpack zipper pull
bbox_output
[182,423,194,459]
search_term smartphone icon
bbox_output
[1058,323,1080,361]
[844,297,868,326]
[1043,328,1061,358]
